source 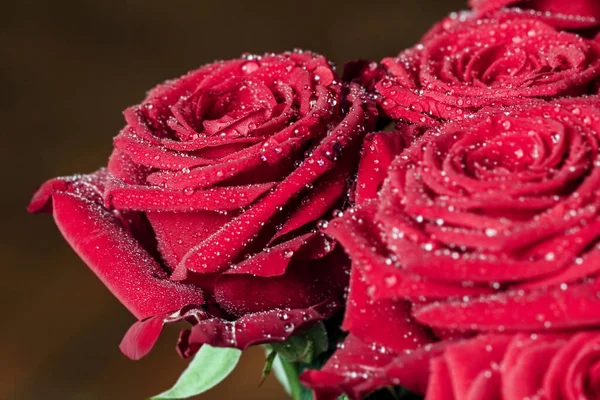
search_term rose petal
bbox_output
[501,334,565,400]
[355,132,406,205]
[214,249,345,315]
[385,341,451,394]
[225,233,317,278]
[443,335,512,399]
[543,332,598,399]
[105,179,275,212]
[425,357,455,400]
[179,93,370,274]
[179,303,332,351]
[28,172,204,319]
[414,279,600,331]
[119,315,166,360]
[324,204,493,299]
[269,155,351,243]
[300,334,397,400]
[343,266,434,353]
[470,0,600,29]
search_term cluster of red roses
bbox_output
[29,0,600,399]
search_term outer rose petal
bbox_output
[300,334,398,400]
[501,334,565,400]
[269,151,354,243]
[178,303,335,353]
[442,335,512,399]
[414,279,600,331]
[224,233,318,278]
[355,132,407,205]
[28,172,203,320]
[120,301,336,361]
[119,315,168,360]
[343,266,434,354]
[302,336,448,399]
[213,247,347,316]
[105,180,276,212]
[145,210,235,271]
[425,357,455,400]
[364,331,600,400]
[543,332,598,399]
[384,341,451,394]
[302,259,435,398]
[324,203,493,300]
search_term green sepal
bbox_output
[270,322,328,364]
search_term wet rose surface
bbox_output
[373,13,600,125]
[470,0,600,28]
[27,1,600,399]
[306,330,600,400]
[426,331,600,400]
[332,98,600,327]
[28,51,377,359]
[301,131,435,400]
[305,96,600,399]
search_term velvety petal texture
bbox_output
[470,0,600,29]
[373,12,600,124]
[29,5,600,399]
[301,132,439,399]
[27,171,204,320]
[375,98,600,334]
[391,331,600,400]
[310,97,600,398]
[29,51,377,359]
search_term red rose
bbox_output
[303,98,600,398]
[332,96,600,331]
[470,0,600,29]
[405,331,600,400]
[28,51,377,359]
[375,14,600,125]
[307,330,600,399]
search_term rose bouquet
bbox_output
[29,0,600,399]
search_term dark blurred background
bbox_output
[2,0,464,398]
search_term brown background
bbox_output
[2,0,463,399]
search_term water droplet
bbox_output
[332,209,344,218]
[317,220,329,229]
[384,275,397,287]
[485,228,498,237]
[381,79,392,88]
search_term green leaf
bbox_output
[270,322,328,364]
[150,345,242,399]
